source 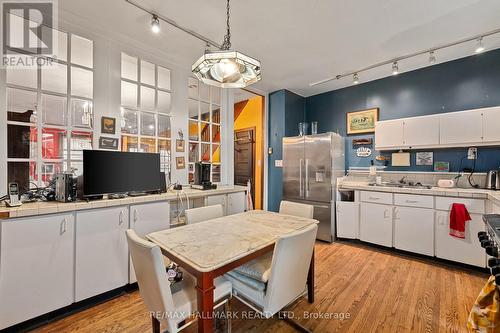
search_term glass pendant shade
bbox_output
[192,50,261,88]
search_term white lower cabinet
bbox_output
[435,211,486,267]
[336,202,359,239]
[207,194,227,215]
[0,213,74,330]
[129,201,170,283]
[227,192,246,215]
[75,206,129,301]
[360,202,393,247]
[394,206,434,256]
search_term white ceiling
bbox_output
[60,0,500,97]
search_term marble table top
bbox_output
[147,210,318,272]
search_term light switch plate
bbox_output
[275,160,283,167]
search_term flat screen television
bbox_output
[83,150,161,197]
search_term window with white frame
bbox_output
[187,77,222,183]
[120,53,172,178]
[6,29,94,191]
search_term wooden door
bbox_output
[234,128,255,204]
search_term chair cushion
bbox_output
[224,272,266,307]
[225,271,267,292]
[232,252,272,283]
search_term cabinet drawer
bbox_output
[360,191,393,205]
[394,194,433,209]
[435,197,485,214]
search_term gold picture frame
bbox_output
[346,108,379,135]
[176,157,185,169]
[176,139,185,152]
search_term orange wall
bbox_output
[234,96,263,209]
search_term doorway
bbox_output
[233,90,264,209]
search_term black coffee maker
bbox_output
[193,162,216,190]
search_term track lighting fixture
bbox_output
[308,26,500,87]
[475,37,485,53]
[392,62,399,76]
[353,73,359,85]
[429,51,436,64]
[151,14,160,34]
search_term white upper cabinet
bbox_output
[375,120,404,149]
[439,109,483,145]
[375,106,500,150]
[482,106,500,142]
[403,116,440,147]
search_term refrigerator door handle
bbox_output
[305,158,310,197]
[299,158,304,197]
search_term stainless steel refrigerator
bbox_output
[282,132,345,242]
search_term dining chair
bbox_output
[185,204,224,224]
[225,224,318,332]
[279,200,314,219]
[126,229,232,333]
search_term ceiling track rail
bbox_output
[310,26,500,87]
[125,0,222,49]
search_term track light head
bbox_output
[353,73,359,85]
[392,62,399,75]
[151,15,160,34]
[429,51,436,64]
[475,37,485,53]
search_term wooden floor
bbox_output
[32,241,487,333]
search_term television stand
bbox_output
[128,191,147,197]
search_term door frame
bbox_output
[234,126,256,206]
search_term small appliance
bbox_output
[486,170,500,190]
[192,162,216,190]
[55,173,77,202]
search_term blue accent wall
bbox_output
[305,48,500,173]
[267,90,305,211]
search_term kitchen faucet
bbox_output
[399,176,407,184]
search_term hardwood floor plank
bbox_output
[31,241,487,333]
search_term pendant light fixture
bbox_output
[191,0,261,88]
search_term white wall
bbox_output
[0,8,239,194]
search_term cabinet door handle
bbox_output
[384,209,390,219]
[119,211,124,225]
[406,200,418,204]
[133,209,138,223]
[394,208,399,220]
[61,218,68,234]
[369,197,380,201]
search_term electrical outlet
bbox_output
[467,147,477,160]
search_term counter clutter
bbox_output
[0,185,247,219]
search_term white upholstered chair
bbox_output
[185,204,224,225]
[126,229,232,333]
[225,224,317,326]
[279,200,314,219]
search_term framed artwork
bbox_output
[101,116,116,134]
[416,152,433,166]
[434,161,450,172]
[352,138,373,147]
[346,108,379,135]
[176,157,185,169]
[176,139,185,152]
[99,136,119,150]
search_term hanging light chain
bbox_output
[221,0,231,50]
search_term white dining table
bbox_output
[147,210,318,333]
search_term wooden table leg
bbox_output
[307,249,315,303]
[196,272,215,333]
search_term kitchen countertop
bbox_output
[147,210,318,272]
[339,181,500,206]
[0,185,247,219]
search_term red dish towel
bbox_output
[449,203,471,239]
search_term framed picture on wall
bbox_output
[101,117,116,134]
[176,139,185,152]
[176,157,185,169]
[346,108,379,135]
